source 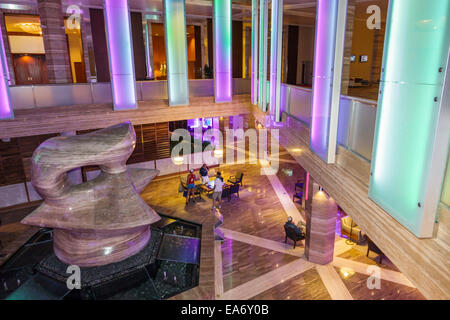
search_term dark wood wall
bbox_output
[89,8,110,82]
[232,20,243,78]
[0,122,171,188]
[130,12,147,81]
[286,25,299,85]
[207,18,213,70]
[194,25,202,79]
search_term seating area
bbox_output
[180,171,241,204]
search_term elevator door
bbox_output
[13,54,49,85]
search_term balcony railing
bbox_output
[9,78,251,110]
[280,83,377,162]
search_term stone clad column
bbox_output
[304,177,338,265]
[0,13,14,85]
[0,12,13,120]
[37,0,72,83]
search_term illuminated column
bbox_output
[304,179,338,265]
[310,0,347,163]
[369,0,450,238]
[144,19,155,80]
[269,0,283,122]
[213,0,232,102]
[258,0,269,111]
[0,22,13,120]
[251,0,259,105]
[164,0,189,106]
[104,0,137,110]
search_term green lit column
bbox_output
[369,0,450,238]
[164,0,189,106]
[258,0,268,112]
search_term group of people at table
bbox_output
[183,164,225,210]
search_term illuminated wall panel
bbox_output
[251,0,259,105]
[0,23,13,119]
[369,0,450,238]
[213,0,232,102]
[258,0,268,111]
[104,0,137,111]
[269,0,283,122]
[310,0,347,163]
[164,0,189,106]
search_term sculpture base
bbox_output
[53,226,151,267]
[37,228,162,288]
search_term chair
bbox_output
[228,173,244,187]
[293,179,303,204]
[226,184,240,201]
[284,224,305,249]
[340,216,363,244]
[366,237,384,264]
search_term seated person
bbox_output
[284,216,305,238]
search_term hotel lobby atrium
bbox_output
[0,0,449,303]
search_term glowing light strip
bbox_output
[164,0,189,106]
[213,0,232,102]
[269,0,283,122]
[144,21,153,79]
[251,0,259,105]
[258,0,268,111]
[0,22,13,120]
[104,0,137,111]
[369,0,450,238]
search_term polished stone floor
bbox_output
[0,146,426,300]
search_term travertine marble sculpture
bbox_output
[22,122,161,267]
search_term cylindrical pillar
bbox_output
[251,0,259,105]
[104,0,137,110]
[164,0,189,106]
[258,0,268,111]
[213,0,232,102]
[269,0,284,122]
[304,178,338,265]
[37,0,72,84]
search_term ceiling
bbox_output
[1,0,388,26]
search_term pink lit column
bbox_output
[104,0,137,110]
[0,20,13,120]
[310,0,347,163]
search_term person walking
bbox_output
[212,171,225,210]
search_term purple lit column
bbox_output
[213,0,232,102]
[310,0,347,163]
[269,0,283,122]
[0,23,13,120]
[104,0,137,111]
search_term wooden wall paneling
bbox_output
[142,123,157,161]
[128,124,145,164]
[156,122,170,160]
